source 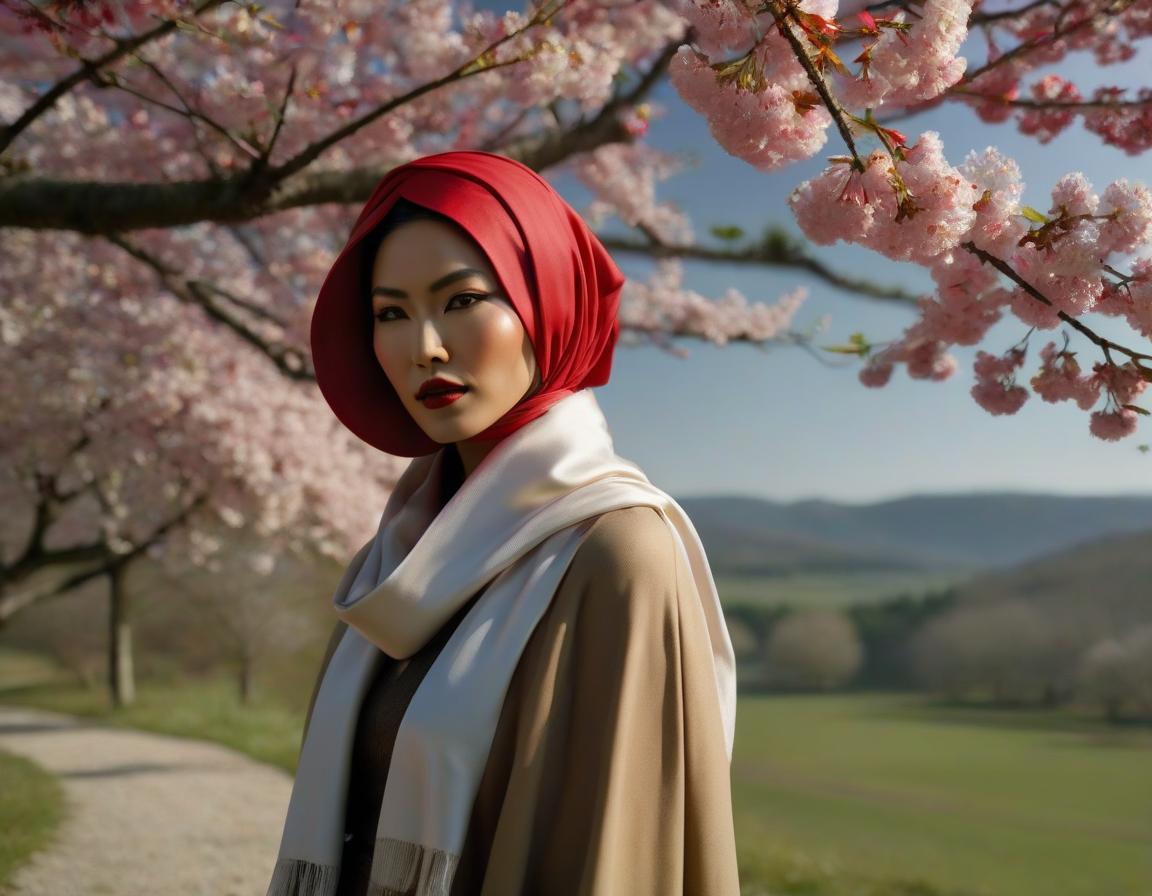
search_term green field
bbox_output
[2,648,1150,896]
[715,569,969,608]
[734,693,1152,896]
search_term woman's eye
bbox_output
[373,293,486,323]
[450,292,487,309]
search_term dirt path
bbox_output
[0,705,294,896]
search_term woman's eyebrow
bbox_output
[371,268,490,300]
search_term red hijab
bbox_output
[310,150,626,457]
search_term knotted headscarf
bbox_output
[310,150,627,457]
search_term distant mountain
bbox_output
[675,491,1152,576]
[949,526,1152,621]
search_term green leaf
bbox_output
[1019,205,1049,224]
[821,344,867,355]
[709,225,745,242]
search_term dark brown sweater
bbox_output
[334,585,487,896]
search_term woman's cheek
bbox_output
[464,308,524,373]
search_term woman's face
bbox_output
[369,217,539,446]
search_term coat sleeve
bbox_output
[456,505,741,896]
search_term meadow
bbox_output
[2,647,1148,896]
[714,570,969,608]
[732,692,1152,896]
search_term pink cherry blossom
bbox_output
[668,44,831,171]
[1017,75,1081,143]
[858,360,894,387]
[1089,408,1141,440]
[618,258,811,350]
[570,141,694,244]
[833,0,972,110]
[1098,180,1152,255]
[970,347,1030,415]
[1030,342,1101,410]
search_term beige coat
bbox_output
[300,505,741,895]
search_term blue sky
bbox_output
[539,28,1152,504]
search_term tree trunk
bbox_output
[107,564,135,708]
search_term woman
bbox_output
[266,150,739,896]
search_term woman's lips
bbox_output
[420,388,468,409]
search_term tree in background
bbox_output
[847,587,957,689]
[1,262,402,704]
[763,607,864,689]
[160,530,349,705]
[908,598,1115,708]
[1075,625,1152,722]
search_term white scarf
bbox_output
[267,388,736,896]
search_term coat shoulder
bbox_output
[565,504,680,592]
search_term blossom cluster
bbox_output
[619,258,810,353]
[961,0,1152,154]
[569,141,695,244]
[669,0,1152,441]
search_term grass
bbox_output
[2,647,1150,895]
[714,569,968,608]
[733,692,1152,896]
[0,648,304,773]
[0,748,65,889]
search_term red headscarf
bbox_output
[310,150,626,457]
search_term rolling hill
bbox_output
[677,490,1152,577]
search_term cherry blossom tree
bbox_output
[2,0,1151,701]
[1,226,403,702]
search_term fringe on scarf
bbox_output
[266,857,340,896]
[368,836,461,896]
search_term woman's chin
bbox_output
[413,412,486,445]
[407,394,519,446]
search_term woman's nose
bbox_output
[414,317,449,365]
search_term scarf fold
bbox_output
[267,388,736,896]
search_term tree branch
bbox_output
[0,101,642,232]
[103,232,313,379]
[253,0,575,188]
[962,0,1137,85]
[952,88,1152,111]
[960,240,1152,366]
[600,230,919,304]
[0,487,209,626]
[0,0,229,155]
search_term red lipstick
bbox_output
[421,389,467,409]
[417,376,470,409]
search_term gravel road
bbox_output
[0,705,293,896]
